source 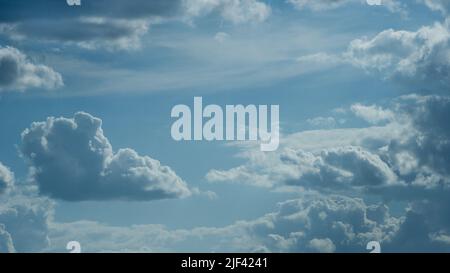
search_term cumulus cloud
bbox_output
[0,163,52,253]
[20,112,191,201]
[0,46,63,92]
[344,19,450,90]
[207,93,450,198]
[0,162,14,194]
[308,238,336,253]
[0,193,53,253]
[204,94,450,252]
[46,194,403,253]
[265,195,401,252]
[207,145,399,190]
[351,103,394,124]
[385,95,450,188]
[295,14,450,91]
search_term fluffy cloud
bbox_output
[297,13,450,91]
[207,145,398,190]
[0,162,14,194]
[351,104,394,124]
[0,46,63,92]
[0,193,53,253]
[385,95,450,187]
[207,94,450,198]
[46,194,403,253]
[0,163,52,253]
[20,112,191,201]
[308,238,336,253]
[262,195,401,252]
[344,19,450,90]
[0,0,270,50]
[203,94,450,252]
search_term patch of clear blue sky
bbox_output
[0,1,441,228]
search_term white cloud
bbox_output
[0,162,14,194]
[0,46,63,92]
[308,238,336,253]
[420,0,450,14]
[307,116,337,128]
[20,112,191,201]
[0,195,53,252]
[0,164,52,253]
[207,94,450,197]
[288,0,406,15]
[207,145,399,190]
[344,19,450,89]
[183,0,271,24]
[288,0,354,11]
[214,32,230,43]
[45,194,402,253]
[0,224,15,253]
[351,103,394,124]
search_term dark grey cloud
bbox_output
[378,95,450,194]
[0,0,169,50]
[0,0,181,23]
[0,46,63,92]
[382,197,450,252]
[20,112,191,201]
[0,0,270,50]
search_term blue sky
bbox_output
[1,0,450,253]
